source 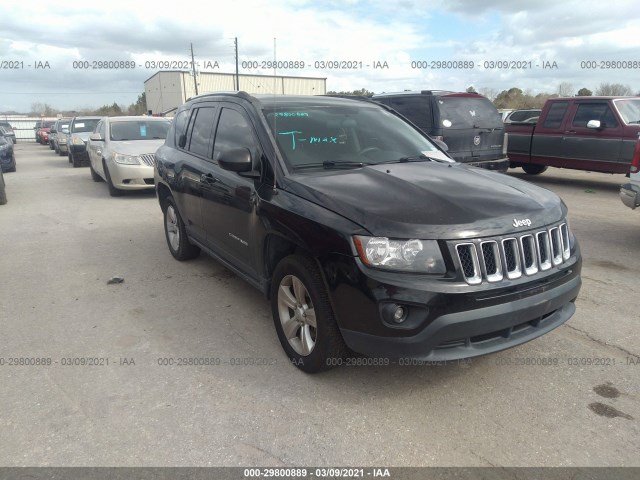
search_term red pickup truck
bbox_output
[506,96,640,175]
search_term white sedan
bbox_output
[87,116,171,196]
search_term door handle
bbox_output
[200,173,218,184]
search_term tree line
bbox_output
[25,93,147,117]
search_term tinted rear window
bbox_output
[543,102,569,129]
[437,97,502,128]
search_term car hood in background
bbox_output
[285,162,565,239]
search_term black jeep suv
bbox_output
[155,92,581,373]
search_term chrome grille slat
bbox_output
[139,153,156,167]
[455,222,571,285]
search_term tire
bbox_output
[59,149,66,157]
[72,152,83,168]
[89,161,103,182]
[270,254,347,373]
[0,170,7,205]
[522,164,548,175]
[68,153,72,163]
[163,197,200,260]
[102,161,122,197]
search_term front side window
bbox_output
[212,108,259,162]
[572,103,618,128]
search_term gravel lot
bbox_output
[0,143,638,467]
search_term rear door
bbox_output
[172,104,218,243]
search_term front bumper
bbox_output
[108,162,155,190]
[620,182,640,209]
[325,245,581,361]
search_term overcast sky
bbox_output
[1,0,639,113]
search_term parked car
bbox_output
[35,120,55,144]
[504,109,542,124]
[155,92,582,373]
[0,124,17,144]
[506,97,640,175]
[620,144,640,210]
[87,116,171,196]
[67,116,102,167]
[0,134,16,172]
[372,90,509,171]
[0,169,7,205]
[50,118,71,155]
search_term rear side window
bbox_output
[385,96,432,129]
[173,109,190,147]
[212,108,259,162]
[572,103,618,128]
[188,107,216,157]
[543,102,569,129]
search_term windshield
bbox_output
[109,120,170,141]
[437,97,502,128]
[72,119,100,133]
[613,99,640,124]
[263,102,449,170]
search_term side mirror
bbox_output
[219,148,253,173]
[89,133,104,141]
[587,120,602,129]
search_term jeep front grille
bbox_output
[455,223,571,285]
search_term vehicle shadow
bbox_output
[508,170,622,194]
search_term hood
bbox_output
[284,162,565,239]
[108,139,165,156]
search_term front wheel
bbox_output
[270,254,347,373]
[103,161,122,197]
[89,161,103,182]
[72,152,83,168]
[163,197,200,260]
[522,164,548,175]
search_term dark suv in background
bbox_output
[373,90,509,171]
[155,92,581,373]
[67,116,102,167]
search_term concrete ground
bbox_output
[0,143,638,467]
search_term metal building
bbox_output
[144,71,327,115]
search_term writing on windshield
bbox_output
[278,131,339,150]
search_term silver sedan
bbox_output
[87,116,171,196]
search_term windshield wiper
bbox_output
[294,161,368,170]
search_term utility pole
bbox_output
[190,43,198,96]
[234,37,239,91]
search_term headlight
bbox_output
[72,136,85,145]
[113,153,140,165]
[353,236,446,273]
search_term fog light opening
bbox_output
[393,306,406,323]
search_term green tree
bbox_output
[577,88,592,96]
[466,86,477,93]
[127,92,147,115]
